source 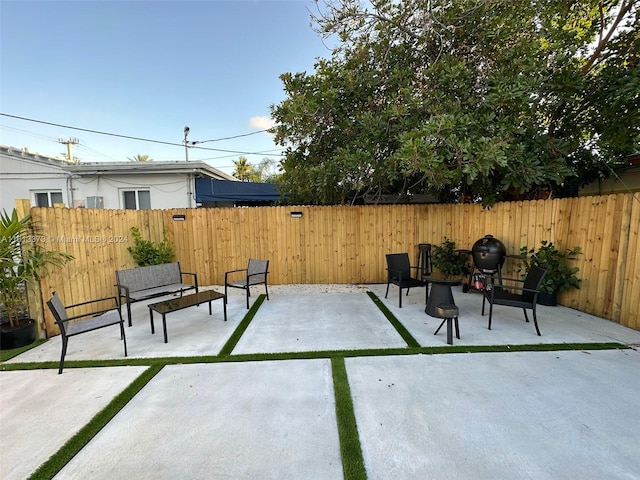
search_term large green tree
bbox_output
[271,0,639,205]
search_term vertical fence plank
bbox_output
[621,196,640,328]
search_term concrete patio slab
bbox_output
[5,287,245,364]
[232,291,408,354]
[368,283,640,347]
[0,366,148,480]
[54,360,343,480]
[347,349,640,480]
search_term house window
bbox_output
[122,190,151,210]
[86,196,104,209]
[33,191,63,207]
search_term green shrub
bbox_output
[432,237,469,276]
[518,240,581,294]
[127,226,174,266]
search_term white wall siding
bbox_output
[72,173,192,209]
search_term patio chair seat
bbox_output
[482,265,547,336]
[225,259,270,308]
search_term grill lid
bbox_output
[471,235,506,272]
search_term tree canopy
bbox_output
[271,0,639,205]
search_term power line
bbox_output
[0,112,277,156]
[195,129,272,143]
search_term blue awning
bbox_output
[195,178,282,203]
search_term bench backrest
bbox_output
[116,262,182,292]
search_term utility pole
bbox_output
[183,126,190,162]
[58,138,79,163]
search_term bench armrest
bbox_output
[181,271,198,289]
[117,284,131,300]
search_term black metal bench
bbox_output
[116,262,198,326]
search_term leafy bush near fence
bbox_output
[127,226,174,266]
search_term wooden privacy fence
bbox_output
[17,193,639,336]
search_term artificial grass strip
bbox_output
[331,357,367,480]
[0,339,47,362]
[367,291,421,347]
[1,342,629,373]
[218,294,265,356]
[28,364,163,480]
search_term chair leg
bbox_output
[481,295,486,315]
[224,284,228,305]
[126,302,133,327]
[120,323,128,357]
[488,302,494,330]
[264,282,269,301]
[455,317,460,339]
[58,336,68,374]
[246,288,250,309]
[398,286,403,308]
[385,282,390,299]
[434,319,446,335]
[523,308,530,323]
[532,307,541,336]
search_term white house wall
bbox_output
[1,146,233,211]
[71,172,192,209]
[0,153,70,212]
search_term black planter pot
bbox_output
[0,318,37,350]
[538,292,558,306]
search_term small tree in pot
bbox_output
[432,238,470,277]
[0,209,73,349]
[518,240,581,305]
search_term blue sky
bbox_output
[0,0,333,174]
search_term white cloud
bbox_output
[249,116,276,130]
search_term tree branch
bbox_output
[581,0,635,75]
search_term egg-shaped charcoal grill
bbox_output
[471,235,506,273]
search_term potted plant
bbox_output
[0,209,73,349]
[432,237,470,277]
[517,240,581,306]
[127,226,174,266]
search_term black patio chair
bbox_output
[224,258,270,308]
[46,291,127,374]
[385,253,429,308]
[481,265,547,336]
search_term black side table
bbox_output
[425,274,463,317]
